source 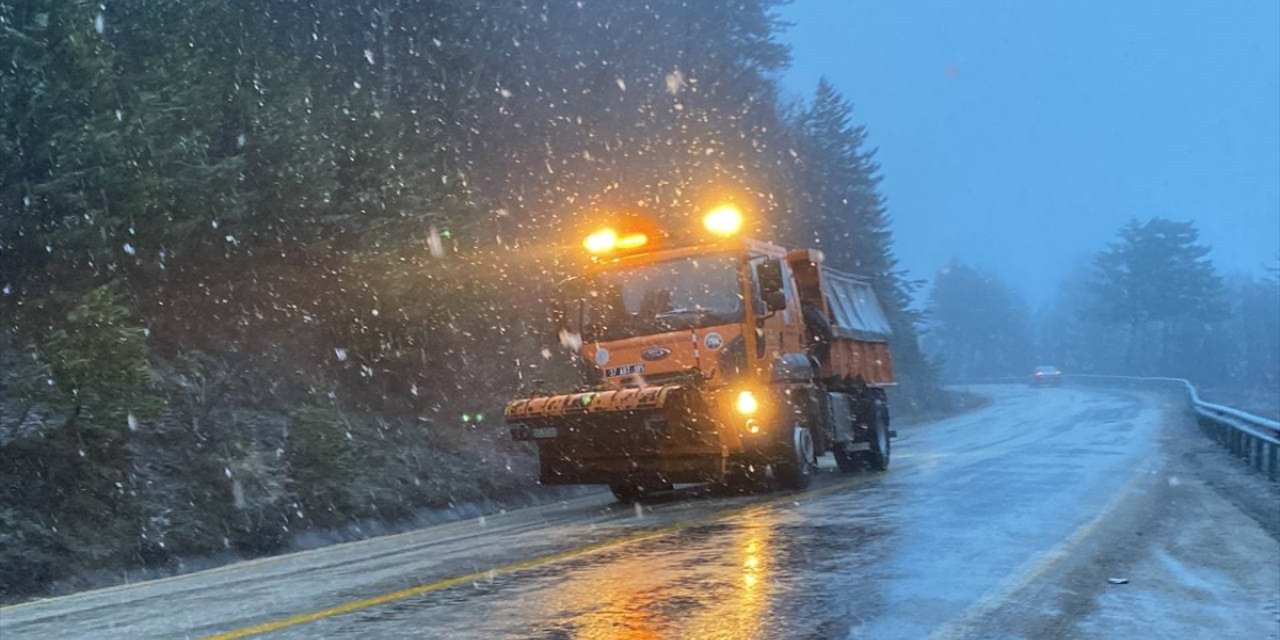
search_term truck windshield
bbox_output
[584,255,744,341]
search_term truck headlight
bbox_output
[735,390,759,415]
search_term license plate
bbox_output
[605,363,644,377]
[530,426,558,439]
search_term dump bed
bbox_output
[819,267,895,385]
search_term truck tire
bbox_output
[610,483,643,503]
[609,480,672,503]
[833,445,860,473]
[864,406,891,471]
[773,425,816,490]
[724,461,768,494]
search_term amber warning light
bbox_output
[702,204,744,237]
[583,203,743,255]
[583,228,649,254]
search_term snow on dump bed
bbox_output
[822,268,893,342]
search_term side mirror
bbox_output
[757,259,787,312]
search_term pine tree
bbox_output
[792,78,937,399]
[1092,218,1224,373]
[0,0,131,292]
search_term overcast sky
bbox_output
[781,0,1280,304]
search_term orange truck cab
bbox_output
[507,211,895,502]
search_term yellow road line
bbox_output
[201,474,874,640]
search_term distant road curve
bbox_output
[3,384,1276,639]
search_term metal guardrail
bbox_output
[955,375,1280,482]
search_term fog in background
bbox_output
[782,0,1280,305]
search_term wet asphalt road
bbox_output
[3,385,1277,639]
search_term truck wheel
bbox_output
[609,480,673,503]
[833,445,860,473]
[773,425,816,490]
[865,408,891,471]
[724,461,768,494]
[610,483,642,503]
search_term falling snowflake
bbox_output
[665,68,685,94]
[93,13,104,34]
[127,412,138,432]
[558,329,583,352]
[334,348,349,362]
[428,226,446,258]
[123,242,136,256]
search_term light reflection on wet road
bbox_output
[295,385,1150,639]
[4,385,1274,639]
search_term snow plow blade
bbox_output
[505,384,727,486]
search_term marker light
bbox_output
[735,390,759,416]
[584,228,618,253]
[703,204,744,237]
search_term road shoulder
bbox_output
[960,393,1280,639]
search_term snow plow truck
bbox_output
[506,205,895,502]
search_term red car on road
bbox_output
[1031,365,1063,387]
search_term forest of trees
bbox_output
[925,217,1280,398]
[0,1,936,598]
[922,261,1035,380]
